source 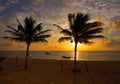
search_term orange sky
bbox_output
[0,39,115,51]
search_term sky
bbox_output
[0,0,120,51]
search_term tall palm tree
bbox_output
[54,13,105,72]
[4,17,51,69]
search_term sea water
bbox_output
[0,51,120,61]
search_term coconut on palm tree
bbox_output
[4,17,51,69]
[54,13,105,72]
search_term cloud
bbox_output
[109,20,120,33]
[51,0,120,22]
[110,15,120,22]
[0,40,14,48]
[33,0,44,4]
[95,17,110,26]
[0,39,24,50]
[103,36,120,48]
[9,0,19,4]
[8,11,37,25]
[0,0,19,13]
[0,23,6,37]
[0,6,6,13]
[0,23,6,28]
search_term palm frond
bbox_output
[75,13,89,24]
[83,14,89,21]
[59,37,72,42]
[82,28,104,36]
[7,26,17,32]
[60,29,72,36]
[24,17,35,33]
[4,36,25,42]
[80,35,105,40]
[82,22,103,32]
[68,14,74,22]
[73,13,89,33]
[18,24,25,33]
[32,23,43,34]
[5,30,23,37]
[88,35,105,39]
[35,35,51,39]
[53,24,63,30]
[32,38,48,43]
[82,40,93,44]
[16,18,21,24]
[16,18,25,34]
[33,30,51,38]
[39,30,51,34]
[68,13,74,30]
[4,36,10,39]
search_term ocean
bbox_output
[0,51,120,61]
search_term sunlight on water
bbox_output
[76,51,79,60]
[1,51,120,61]
[72,51,79,60]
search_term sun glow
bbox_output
[69,41,85,51]
[70,41,81,47]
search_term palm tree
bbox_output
[54,13,105,72]
[4,17,51,69]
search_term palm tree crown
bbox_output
[54,13,105,72]
[5,17,51,45]
[4,17,51,69]
[55,13,105,44]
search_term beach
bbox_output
[0,58,120,84]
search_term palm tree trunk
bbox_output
[25,44,30,69]
[73,43,78,71]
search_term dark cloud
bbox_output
[0,0,19,13]
[104,37,120,47]
[34,0,66,19]
[110,15,120,22]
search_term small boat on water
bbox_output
[45,52,51,55]
[62,56,71,59]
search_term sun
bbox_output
[70,41,81,47]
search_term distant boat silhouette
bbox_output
[62,56,71,59]
[45,52,51,55]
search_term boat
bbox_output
[62,56,71,59]
[45,52,51,55]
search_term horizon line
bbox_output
[0,50,120,52]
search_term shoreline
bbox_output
[2,56,120,61]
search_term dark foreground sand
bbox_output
[0,58,120,84]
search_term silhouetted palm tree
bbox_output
[54,13,105,72]
[4,17,51,69]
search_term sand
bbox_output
[0,58,120,84]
